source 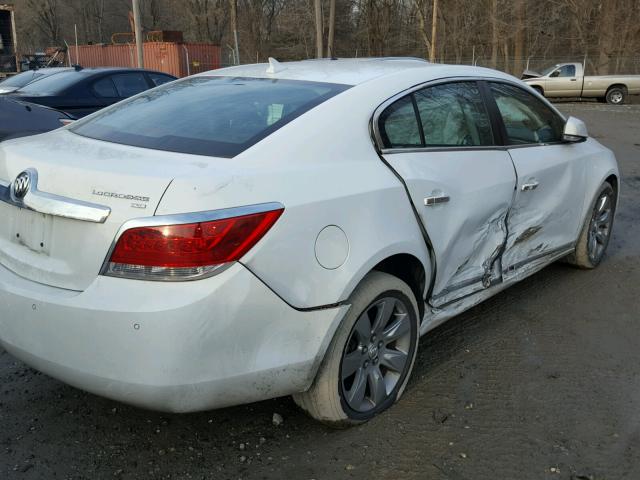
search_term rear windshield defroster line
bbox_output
[71,76,351,158]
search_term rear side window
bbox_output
[378,81,494,149]
[93,77,118,97]
[71,77,350,158]
[378,96,422,148]
[414,82,493,146]
[490,82,564,144]
[112,73,149,97]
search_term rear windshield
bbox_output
[71,76,350,158]
[0,70,44,88]
[18,70,84,94]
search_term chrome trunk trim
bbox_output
[0,169,111,223]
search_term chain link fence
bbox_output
[435,55,640,77]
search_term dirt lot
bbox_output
[1,101,640,480]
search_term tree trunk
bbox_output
[314,0,323,58]
[430,0,438,62]
[512,0,525,75]
[414,0,432,60]
[490,0,498,68]
[597,0,617,74]
[230,0,240,64]
[327,0,336,57]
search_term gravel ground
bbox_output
[1,101,640,480]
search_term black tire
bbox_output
[605,86,627,105]
[532,86,544,97]
[293,271,420,427]
[566,181,616,269]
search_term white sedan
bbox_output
[0,58,618,425]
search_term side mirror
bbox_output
[563,116,588,142]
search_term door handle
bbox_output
[521,181,539,191]
[424,194,450,206]
[570,78,577,81]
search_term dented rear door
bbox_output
[384,150,515,307]
[378,81,516,307]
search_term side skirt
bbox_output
[419,244,574,336]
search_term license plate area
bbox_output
[12,208,53,254]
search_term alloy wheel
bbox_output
[588,190,613,263]
[340,296,412,413]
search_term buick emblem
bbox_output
[12,171,31,199]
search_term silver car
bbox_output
[0,58,619,425]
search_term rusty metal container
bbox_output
[69,42,221,78]
[146,31,183,43]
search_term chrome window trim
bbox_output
[371,75,568,153]
[0,169,111,223]
[99,201,285,281]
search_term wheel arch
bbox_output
[531,84,544,96]
[576,166,620,241]
[371,253,427,319]
[605,173,620,209]
[607,83,628,94]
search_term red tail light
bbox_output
[103,208,283,281]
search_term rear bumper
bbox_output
[0,262,348,412]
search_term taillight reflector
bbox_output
[104,208,283,281]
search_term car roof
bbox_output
[33,67,73,74]
[55,67,176,78]
[199,57,435,85]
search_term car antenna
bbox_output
[73,64,83,71]
[266,57,286,74]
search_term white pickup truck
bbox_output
[522,62,640,105]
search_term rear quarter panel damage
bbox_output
[154,80,433,310]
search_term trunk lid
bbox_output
[0,130,207,291]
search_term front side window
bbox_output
[71,77,350,158]
[490,82,564,145]
[414,82,493,147]
[551,65,576,78]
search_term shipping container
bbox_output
[69,42,222,78]
[0,3,18,75]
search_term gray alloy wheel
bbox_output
[566,181,616,269]
[293,271,419,427]
[606,87,626,105]
[587,188,614,264]
[340,296,412,413]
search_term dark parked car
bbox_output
[7,67,177,118]
[0,97,73,141]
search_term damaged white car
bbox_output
[0,58,618,425]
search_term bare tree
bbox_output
[314,0,322,58]
[10,0,640,74]
[489,0,498,68]
[27,0,60,44]
[327,0,335,57]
